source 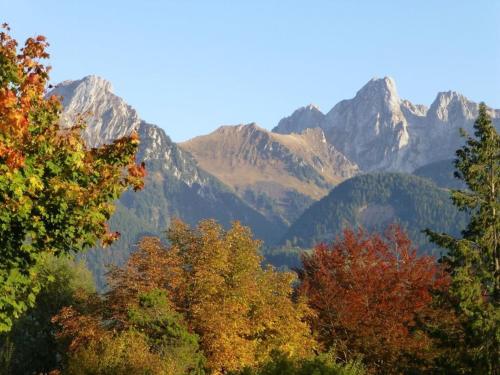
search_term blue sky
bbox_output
[2,1,499,141]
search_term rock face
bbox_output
[322,77,411,171]
[406,91,500,169]
[275,77,500,172]
[180,123,358,225]
[52,76,141,147]
[51,76,214,193]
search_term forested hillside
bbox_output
[413,159,466,189]
[281,173,469,253]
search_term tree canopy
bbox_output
[98,220,316,374]
[0,254,94,374]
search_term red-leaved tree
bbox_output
[298,226,451,373]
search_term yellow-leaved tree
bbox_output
[110,219,316,374]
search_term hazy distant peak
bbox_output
[273,103,325,134]
[428,90,476,122]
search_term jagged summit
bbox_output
[428,90,476,122]
[273,103,324,134]
[304,103,321,111]
[50,75,140,147]
[321,76,410,171]
[53,75,114,100]
[355,76,400,103]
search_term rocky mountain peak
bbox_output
[49,75,140,147]
[321,77,410,171]
[273,77,500,173]
[180,122,358,225]
[354,76,400,107]
[304,103,321,111]
[273,103,324,134]
[53,75,113,105]
[428,90,476,122]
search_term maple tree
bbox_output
[0,25,145,331]
[298,226,450,373]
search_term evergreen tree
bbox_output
[426,103,499,373]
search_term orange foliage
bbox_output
[298,225,450,373]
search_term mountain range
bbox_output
[49,75,499,284]
[51,77,285,286]
[274,77,500,172]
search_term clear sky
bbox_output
[2,0,499,141]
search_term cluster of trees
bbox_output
[1,27,498,374]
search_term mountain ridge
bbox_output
[180,123,359,225]
[49,74,498,285]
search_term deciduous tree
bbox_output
[0,254,95,374]
[0,25,145,331]
[112,220,316,374]
[167,220,316,373]
[53,288,205,375]
[298,226,450,373]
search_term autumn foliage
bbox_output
[54,220,316,374]
[298,226,450,373]
[0,25,145,331]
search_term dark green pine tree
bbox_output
[426,103,499,373]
